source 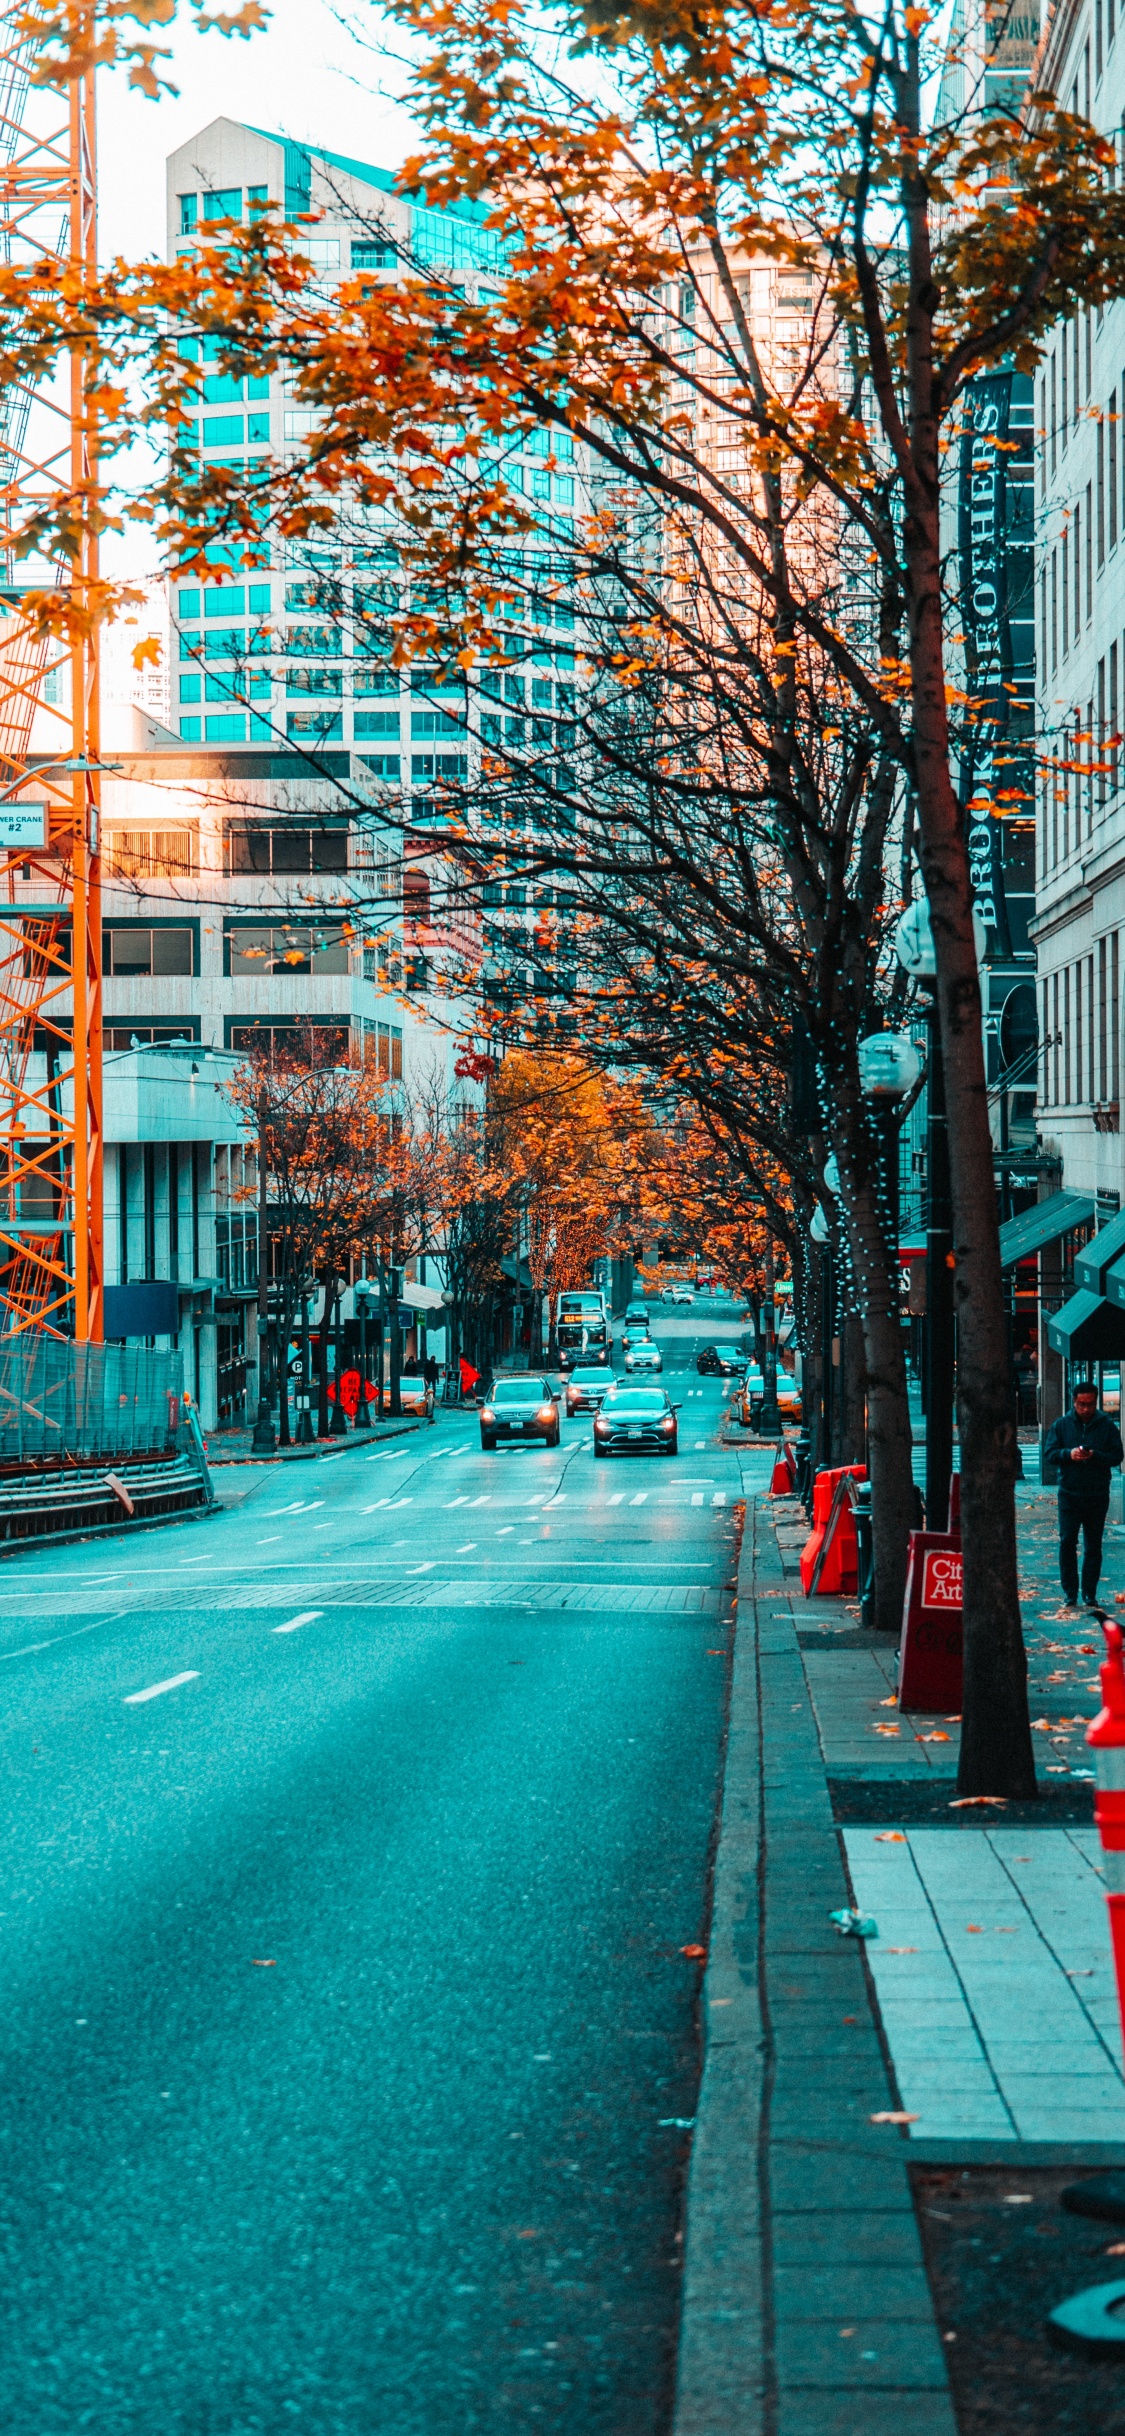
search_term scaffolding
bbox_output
[0,5,102,1341]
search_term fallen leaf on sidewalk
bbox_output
[917,1731,951,1743]
[878,1695,898,1708]
[966,1925,983,1933]
[949,1796,1007,1807]
[874,1831,907,1842]
[252,1959,276,1967]
[870,2111,919,2124]
[886,1946,918,1953]
[680,1944,707,1959]
[873,1724,901,1736]
[1104,2243,1125,2256]
[1030,1717,1051,1731]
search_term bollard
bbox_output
[794,1431,812,1511]
[251,1395,276,1455]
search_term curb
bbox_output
[205,1421,421,1467]
[673,1479,958,2436]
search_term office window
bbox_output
[1114,934,1121,1102]
[1101,935,1109,1101]
[1100,658,1107,807]
[1099,419,1107,562]
[356,709,399,738]
[1051,547,1058,672]
[104,926,194,976]
[411,710,462,738]
[286,710,344,741]
[1062,527,1070,647]
[107,830,197,879]
[204,586,245,618]
[179,193,197,234]
[202,187,242,221]
[1051,351,1057,474]
[1062,327,1069,437]
[373,1022,403,1080]
[179,674,201,705]
[228,925,351,977]
[1087,481,1094,617]
[178,627,200,662]
[1065,965,1073,1102]
[1112,392,1119,548]
[225,825,349,876]
[352,239,395,268]
[1113,642,1120,793]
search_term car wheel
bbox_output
[480,1433,496,1451]
[546,1425,560,1448]
[666,1439,678,1455]
[594,1441,607,1457]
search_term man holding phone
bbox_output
[1043,1383,1124,1611]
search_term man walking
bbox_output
[1044,1383,1124,1611]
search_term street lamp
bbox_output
[894,901,969,1530]
[354,1277,374,1430]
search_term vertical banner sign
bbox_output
[958,371,1010,939]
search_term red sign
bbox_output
[921,1547,963,1611]
[899,1529,964,1712]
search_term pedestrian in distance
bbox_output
[1043,1382,1124,1613]
[422,1351,439,1424]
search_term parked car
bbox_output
[734,1363,766,1427]
[660,1283,694,1305]
[565,1365,614,1414]
[593,1385,681,1457]
[479,1375,560,1450]
[624,1337,663,1374]
[696,1343,744,1377]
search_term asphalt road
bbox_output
[0,1299,767,2435]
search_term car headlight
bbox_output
[594,1416,611,1435]
[537,1405,556,1422]
[481,1407,495,1423]
[659,1416,676,1432]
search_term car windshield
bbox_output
[490,1379,548,1402]
[571,1368,608,1383]
[717,1346,742,1360]
[606,1389,666,1410]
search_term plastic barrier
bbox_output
[770,1440,797,1496]
[897,1529,963,1710]
[800,1465,865,1597]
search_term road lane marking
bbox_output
[0,1612,127,1662]
[497,1526,515,1536]
[445,1496,471,1508]
[694,1440,706,1449]
[630,1493,648,1506]
[541,1495,566,1509]
[363,1499,391,1511]
[466,1495,491,1507]
[178,1556,212,1566]
[456,1541,477,1551]
[123,1672,199,1705]
[607,1493,626,1505]
[256,1535,282,1544]
[386,1497,413,1508]
[691,1493,704,1506]
[712,1491,727,1506]
[406,1562,436,1575]
[273,1610,324,1635]
[263,1500,324,1515]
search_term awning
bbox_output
[998,1192,1095,1270]
[1046,1290,1125,1362]
[1075,1208,1125,1296]
[400,1278,447,1312]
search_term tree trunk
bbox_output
[838,1313,867,1465]
[900,242,1035,1795]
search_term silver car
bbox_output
[479,1375,560,1450]
[624,1338,663,1374]
[565,1365,615,1414]
[594,1385,680,1457]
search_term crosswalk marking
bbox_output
[630,1492,648,1506]
[691,1492,704,1506]
[712,1491,726,1506]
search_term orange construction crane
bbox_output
[0,5,102,1342]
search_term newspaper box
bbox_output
[898,1529,963,1711]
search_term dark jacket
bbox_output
[1044,1409,1125,1498]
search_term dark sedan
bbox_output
[696,1343,745,1377]
[593,1385,680,1457]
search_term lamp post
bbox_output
[354,1276,373,1430]
[894,901,982,1532]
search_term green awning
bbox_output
[999,1192,1095,1270]
[1076,1208,1125,1295]
[1046,1290,1125,1361]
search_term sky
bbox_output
[99,0,418,264]
[89,0,418,586]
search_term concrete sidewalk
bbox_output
[674,1466,1125,2434]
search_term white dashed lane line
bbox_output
[273,1610,324,1636]
[691,1493,704,1506]
[123,1672,199,1705]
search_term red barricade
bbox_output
[1087,1621,1125,2066]
[898,1529,963,1710]
[770,1441,797,1496]
[800,1465,865,1597]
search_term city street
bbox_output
[0,1303,757,2435]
